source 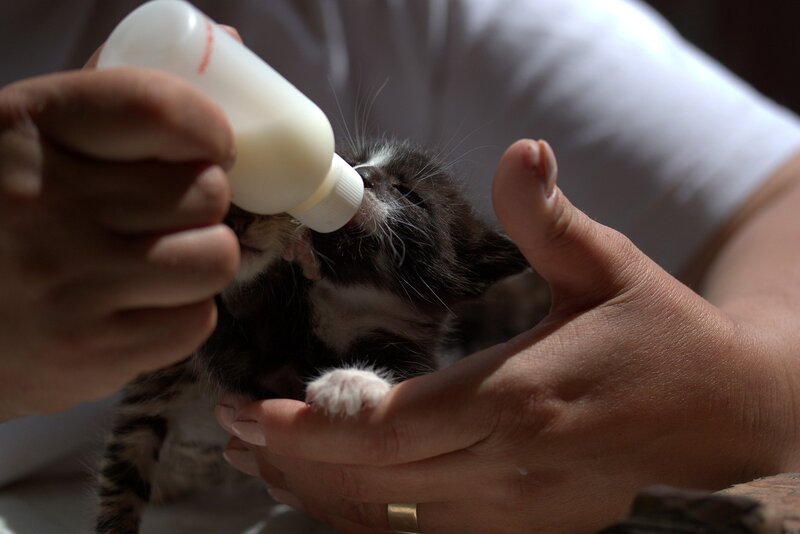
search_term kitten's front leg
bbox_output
[305,367,394,417]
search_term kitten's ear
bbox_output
[465,230,530,288]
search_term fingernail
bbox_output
[218,394,246,410]
[231,420,267,446]
[219,24,243,43]
[223,145,237,171]
[222,449,260,477]
[215,404,236,430]
[537,139,558,199]
[267,488,304,510]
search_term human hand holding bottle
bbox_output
[0,67,239,421]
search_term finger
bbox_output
[43,146,230,234]
[491,139,648,307]
[105,299,219,374]
[221,437,270,479]
[219,25,243,43]
[83,164,230,234]
[129,225,239,307]
[262,487,471,534]
[45,298,220,389]
[318,515,379,534]
[83,45,102,69]
[5,69,234,165]
[246,446,514,504]
[51,225,239,312]
[227,342,510,465]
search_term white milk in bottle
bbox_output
[97,0,363,232]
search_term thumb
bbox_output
[492,139,645,307]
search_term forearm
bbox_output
[693,151,800,470]
[699,152,800,324]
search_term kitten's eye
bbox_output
[392,184,425,207]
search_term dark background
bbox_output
[644,1,800,114]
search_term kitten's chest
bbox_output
[163,383,226,446]
[309,280,442,354]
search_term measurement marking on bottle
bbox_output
[198,17,214,74]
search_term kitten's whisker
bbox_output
[389,226,406,266]
[405,120,484,186]
[353,77,365,152]
[328,76,357,155]
[397,273,428,303]
[396,276,415,302]
[378,214,407,267]
[357,78,389,150]
[435,119,494,168]
[391,217,433,246]
[436,118,468,160]
[314,249,336,273]
[419,276,452,313]
[438,144,496,177]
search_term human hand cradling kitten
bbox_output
[218,138,800,533]
[0,68,238,420]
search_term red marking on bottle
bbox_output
[198,17,214,74]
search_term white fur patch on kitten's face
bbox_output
[347,143,399,234]
[305,367,393,417]
[353,142,397,171]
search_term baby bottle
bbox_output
[97,0,363,233]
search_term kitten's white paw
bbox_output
[305,368,392,418]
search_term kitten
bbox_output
[94,138,540,533]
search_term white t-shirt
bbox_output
[1,0,799,485]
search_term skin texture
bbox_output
[217,139,800,533]
[0,68,239,421]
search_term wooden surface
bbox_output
[721,474,800,533]
[598,474,800,533]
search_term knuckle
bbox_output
[184,299,218,339]
[125,74,179,126]
[0,121,43,201]
[143,301,216,360]
[613,231,644,273]
[498,467,550,505]
[361,421,403,466]
[0,84,35,126]
[322,466,368,501]
[597,226,652,293]
[544,195,579,247]
[340,499,381,529]
[207,226,240,282]
[193,165,230,222]
[174,226,239,286]
[139,74,231,162]
[491,383,563,447]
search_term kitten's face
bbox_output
[226,139,527,304]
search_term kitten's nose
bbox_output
[224,204,255,237]
[356,166,378,189]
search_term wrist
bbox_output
[716,307,800,475]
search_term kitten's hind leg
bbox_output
[95,414,167,533]
[95,362,190,534]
